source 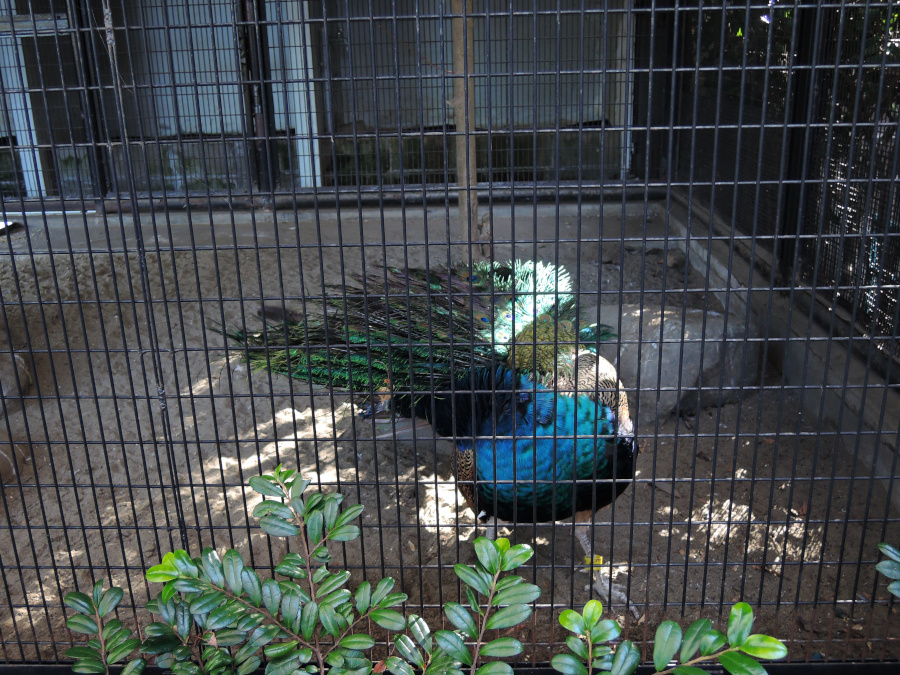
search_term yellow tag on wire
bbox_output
[583,554,604,569]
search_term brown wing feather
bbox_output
[454,446,477,512]
[556,351,634,436]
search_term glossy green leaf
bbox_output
[673,667,711,675]
[371,577,396,606]
[252,500,294,520]
[879,542,900,563]
[72,658,106,674]
[385,656,416,675]
[699,629,727,656]
[213,628,247,646]
[479,637,523,658]
[144,622,175,637]
[340,634,376,650]
[889,580,900,598]
[306,512,324,546]
[319,570,351,597]
[444,602,477,638]
[590,619,621,644]
[190,591,226,615]
[371,608,406,631]
[249,624,281,648]
[146,563,180,583]
[234,641,258,665]
[379,592,408,608]
[300,601,318,641]
[236,613,264,632]
[738,635,788,660]
[454,564,491,596]
[241,568,262,606]
[66,646,103,661]
[141,635,181,655]
[654,622,683,672]
[354,581,371,614]
[466,586,483,616]
[408,614,433,654]
[335,503,364,527]
[558,610,585,635]
[264,640,299,658]
[106,627,133,652]
[500,544,534,571]
[727,603,754,647]
[101,620,123,641]
[323,498,340,531]
[172,578,206,593]
[610,640,640,675]
[394,634,425,668]
[201,549,226,587]
[92,581,105,606]
[108,639,142,664]
[582,599,603,628]
[274,561,307,581]
[328,523,361,541]
[474,537,501,575]
[64,592,95,615]
[221,550,244,594]
[249,476,285,498]
[681,619,712,662]
[66,614,99,635]
[121,658,146,675]
[475,663,513,675]
[485,603,531,630]
[565,636,588,660]
[172,551,200,578]
[718,650,767,675]
[492,583,540,606]
[237,656,261,675]
[434,630,472,666]
[262,579,282,615]
[259,515,301,537]
[206,603,243,631]
[876,559,900,580]
[281,589,301,625]
[550,653,588,675]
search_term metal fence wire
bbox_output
[0,0,898,669]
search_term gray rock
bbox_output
[595,304,759,427]
[0,426,31,483]
[0,352,32,420]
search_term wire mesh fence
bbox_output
[0,0,898,669]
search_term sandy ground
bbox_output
[0,203,898,665]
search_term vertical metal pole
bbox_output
[241,0,278,193]
[451,0,485,257]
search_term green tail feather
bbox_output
[214,260,617,399]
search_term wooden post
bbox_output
[451,0,488,257]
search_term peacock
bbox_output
[217,259,639,616]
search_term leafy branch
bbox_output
[552,601,786,675]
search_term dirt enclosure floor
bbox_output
[0,203,898,664]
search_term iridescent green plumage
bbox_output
[216,260,614,400]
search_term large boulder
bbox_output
[595,304,759,427]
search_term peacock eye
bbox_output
[480,316,490,323]
[505,313,512,319]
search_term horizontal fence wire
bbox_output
[0,0,898,669]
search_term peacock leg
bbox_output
[484,516,499,541]
[573,511,642,620]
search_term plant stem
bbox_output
[95,609,109,675]
[282,476,326,675]
[656,647,739,675]
[469,569,501,675]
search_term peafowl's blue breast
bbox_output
[464,374,624,522]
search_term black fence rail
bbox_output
[0,0,898,671]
